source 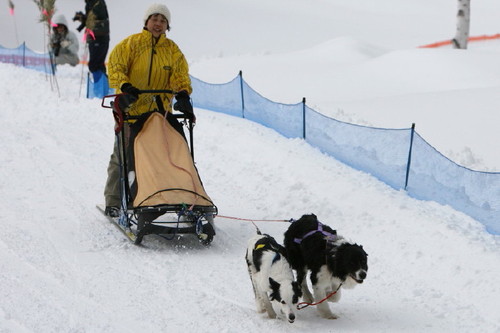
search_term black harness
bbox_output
[254,235,284,264]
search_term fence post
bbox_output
[239,70,245,118]
[405,123,416,190]
[86,72,90,98]
[22,42,26,67]
[302,97,306,139]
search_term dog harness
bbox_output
[293,221,337,244]
[255,244,266,250]
[254,239,282,264]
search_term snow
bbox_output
[1,0,500,332]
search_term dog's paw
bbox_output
[324,313,339,320]
[255,301,266,313]
[267,311,277,319]
[319,311,338,320]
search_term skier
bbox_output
[103,3,194,217]
[50,15,79,67]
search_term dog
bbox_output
[283,214,368,319]
[245,231,302,323]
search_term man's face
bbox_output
[146,14,168,38]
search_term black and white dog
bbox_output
[245,232,302,323]
[284,214,368,319]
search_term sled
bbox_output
[100,90,217,245]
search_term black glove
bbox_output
[173,91,194,116]
[73,11,85,22]
[117,83,140,111]
[121,83,140,101]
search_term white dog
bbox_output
[245,232,302,323]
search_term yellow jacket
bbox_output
[107,29,192,116]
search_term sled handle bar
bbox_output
[101,90,177,109]
[137,89,175,94]
[125,113,188,120]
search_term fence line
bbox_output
[2,43,499,235]
[0,43,53,73]
[190,72,500,235]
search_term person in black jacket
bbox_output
[73,0,110,82]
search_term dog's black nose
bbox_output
[288,313,295,323]
[359,271,367,280]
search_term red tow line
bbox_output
[216,215,291,223]
[296,283,343,310]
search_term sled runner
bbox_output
[100,90,217,245]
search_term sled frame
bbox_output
[102,90,217,245]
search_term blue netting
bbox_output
[2,45,499,234]
[242,81,304,139]
[191,75,243,117]
[190,71,500,235]
[0,44,52,73]
[407,133,500,234]
[305,108,411,190]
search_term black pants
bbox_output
[88,37,109,74]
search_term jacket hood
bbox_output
[54,15,69,28]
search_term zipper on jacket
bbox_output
[148,36,157,86]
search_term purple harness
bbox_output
[293,222,337,244]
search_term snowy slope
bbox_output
[0,62,499,333]
[1,0,500,332]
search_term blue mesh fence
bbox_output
[2,46,499,234]
[190,75,243,117]
[190,72,500,235]
[304,108,412,190]
[241,80,304,139]
[0,43,52,73]
[0,44,112,98]
[406,133,500,234]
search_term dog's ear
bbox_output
[292,281,302,303]
[269,277,280,290]
[358,244,368,256]
[269,278,281,301]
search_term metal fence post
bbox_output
[405,123,416,190]
[22,42,26,67]
[239,70,245,118]
[302,97,306,139]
